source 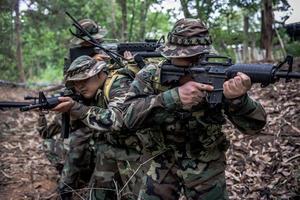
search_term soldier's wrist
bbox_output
[69,101,89,120]
[224,94,248,113]
[225,93,259,116]
[162,87,182,110]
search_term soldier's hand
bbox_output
[93,53,110,61]
[123,51,134,60]
[223,72,251,99]
[51,97,75,113]
[178,81,214,109]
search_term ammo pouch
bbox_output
[184,115,229,162]
[96,143,141,161]
[136,128,166,154]
[104,131,143,154]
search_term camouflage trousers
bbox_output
[90,142,145,200]
[42,137,67,173]
[138,150,229,200]
[58,128,95,198]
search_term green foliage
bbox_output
[146,12,171,39]
[286,41,300,57]
[29,65,63,83]
[0,0,296,82]
[0,0,172,82]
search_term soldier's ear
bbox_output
[97,71,108,80]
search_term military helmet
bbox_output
[70,19,107,46]
[158,18,212,58]
[65,55,107,87]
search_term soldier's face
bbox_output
[73,72,107,99]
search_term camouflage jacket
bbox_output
[37,113,62,139]
[70,71,131,132]
[37,112,92,139]
[68,67,143,152]
[124,63,267,161]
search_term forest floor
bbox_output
[0,76,299,199]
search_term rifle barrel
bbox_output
[0,101,32,108]
[275,71,300,79]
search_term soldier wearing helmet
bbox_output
[37,18,109,196]
[54,51,143,200]
[124,18,267,199]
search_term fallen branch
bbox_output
[284,154,300,163]
[282,118,300,134]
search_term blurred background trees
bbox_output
[0,0,298,83]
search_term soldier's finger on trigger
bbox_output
[195,82,214,91]
[58,96,70,102]
[55,101,69,111]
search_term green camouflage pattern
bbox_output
[58,126,95,196]
[70,18,107,46]
[37,112,95,198]
[65,64,145,199]
[58,87,114,199]
[65,55,107,87]
[158,18,211,58]
[37,113,66,173]
[139,152,229,200]
[88,70,145,200]
[123,63,267,200]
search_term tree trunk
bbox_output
[195,0,212,23]
[118,0,127,41]
[274,26,286,57]
[128,0,136,41]
[139,0,150,41]
[14,0,25,82]
[243,15,249,63]
[180,0,192,18]
[261,0,273,61]
[110,0,118,38]
[250,37,256,61]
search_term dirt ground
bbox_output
[0,78,299,200]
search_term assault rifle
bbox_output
[69,38,163,68]
[66,11,164,69]
[160,55,300,106]
[0,91,81,138]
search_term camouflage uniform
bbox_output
[124,19,267,200]
[37,112,66,173]
[64,18,108,72]
[37,18,108,173]
[37,20,111,200]
[65,56,144,199]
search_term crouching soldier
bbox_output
[124,18,267,200]
[53,55,144,200]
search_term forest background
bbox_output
[0,0,299,84]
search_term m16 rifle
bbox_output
[0,91,81,138]
[66,11,164,70]
[103,37,164,68]
[68,38,164,68]
[160,55,300,106]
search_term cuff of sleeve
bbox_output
[127,60,136,64]
[69,101,90,120]
[161,87,182,110]
[225,94,256,115]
